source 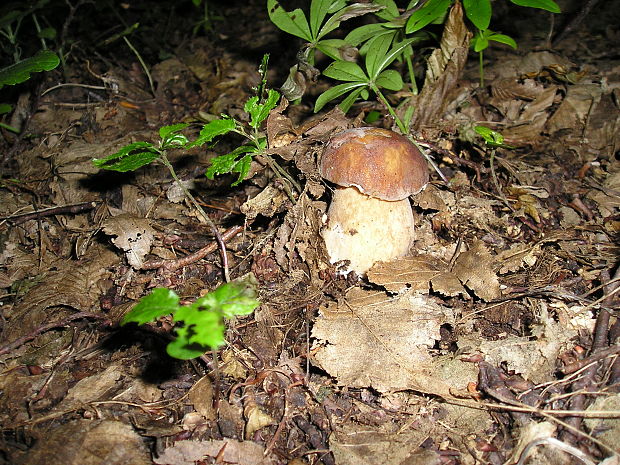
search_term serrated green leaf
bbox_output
[206,145,258,186]
[487,33,517,49]
[323,60,368,82]
[208,274,260,318]
[406,0,451,33]
[92,141,159,172]
[314,81,367,113]
[159,123,189,140]
[463,0,491,30]
[375,69,403,91]
[188,118,236,148]
[267,0,312,42]
[121,288,180,326]
[244,89,280,129]
[0,50,60,89]
[510,0,560,13]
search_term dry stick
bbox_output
[561,267,615,445]
[159,155,233,282]
[0,312,106,355]
[1,201,97,225]
[142,225,243,271]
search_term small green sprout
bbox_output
[121,274,259,360]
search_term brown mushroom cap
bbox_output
[320,127,429,201]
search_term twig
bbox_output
[141,225,243,271]
[1,201,97,225]
[0,312,106,355]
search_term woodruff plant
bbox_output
[269,0,560,131]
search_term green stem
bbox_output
[159,153,231,282]
[375,87,407,135]
[123,36,156,97]
[479,50,484,88]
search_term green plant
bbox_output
[92,55,289,280]
[121,274,259,360]
[315,34,416,134]
[269,0,560,129]
[464,0,560,86]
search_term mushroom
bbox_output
[320,127,429,275]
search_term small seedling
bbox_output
[121,274,259,360]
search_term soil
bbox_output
[1,1,619,464]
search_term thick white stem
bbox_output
[322,187,415,275]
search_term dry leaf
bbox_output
[188,376,215,420]
[154,439,276,465]
[102,213,156,269]
[311,288,454,395]
[452,241,500,301]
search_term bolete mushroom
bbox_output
[320,127,429,275]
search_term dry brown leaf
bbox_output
[17,419,151,465]
[311,288,454,395]
[330,422,441,465]
[153,439,276,465]
[411,2,471,129]
[366,255,441,293]
[240,185,289,219]
[244,403,277,439]
[102,213,156,269]
[452,241,500,301]
[2,244,119,344]
[188,376,216,420]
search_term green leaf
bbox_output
[188,118,236,148]
[364,34,393,78]
[510,0,560,13]
[121,288,180,326]
[474,125,514,148]
[38,27,57,40]
[267,0,312,42]
[92,141,159,172]
[337,86,366,113]
[406,0,451,33]
[375,69,403,91]
[0,50,60,89]
[323,60,368,82]
[244,89,280,129]
[463,0,491,30]
[318,2,385,39]
[315,39,349,61]
[373,0,399,20]
[166,328,209,360]
[175,304,226,349]
[208,274,260,318]
[315,81,367,112]
[0,103,12,115]
[368,37,417,79]
[159,123,189,140]
[472,34,489,52]
[345,23,388,46]
[206,145,259,186]
[310,0,333,38]
[487,33,517,49]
